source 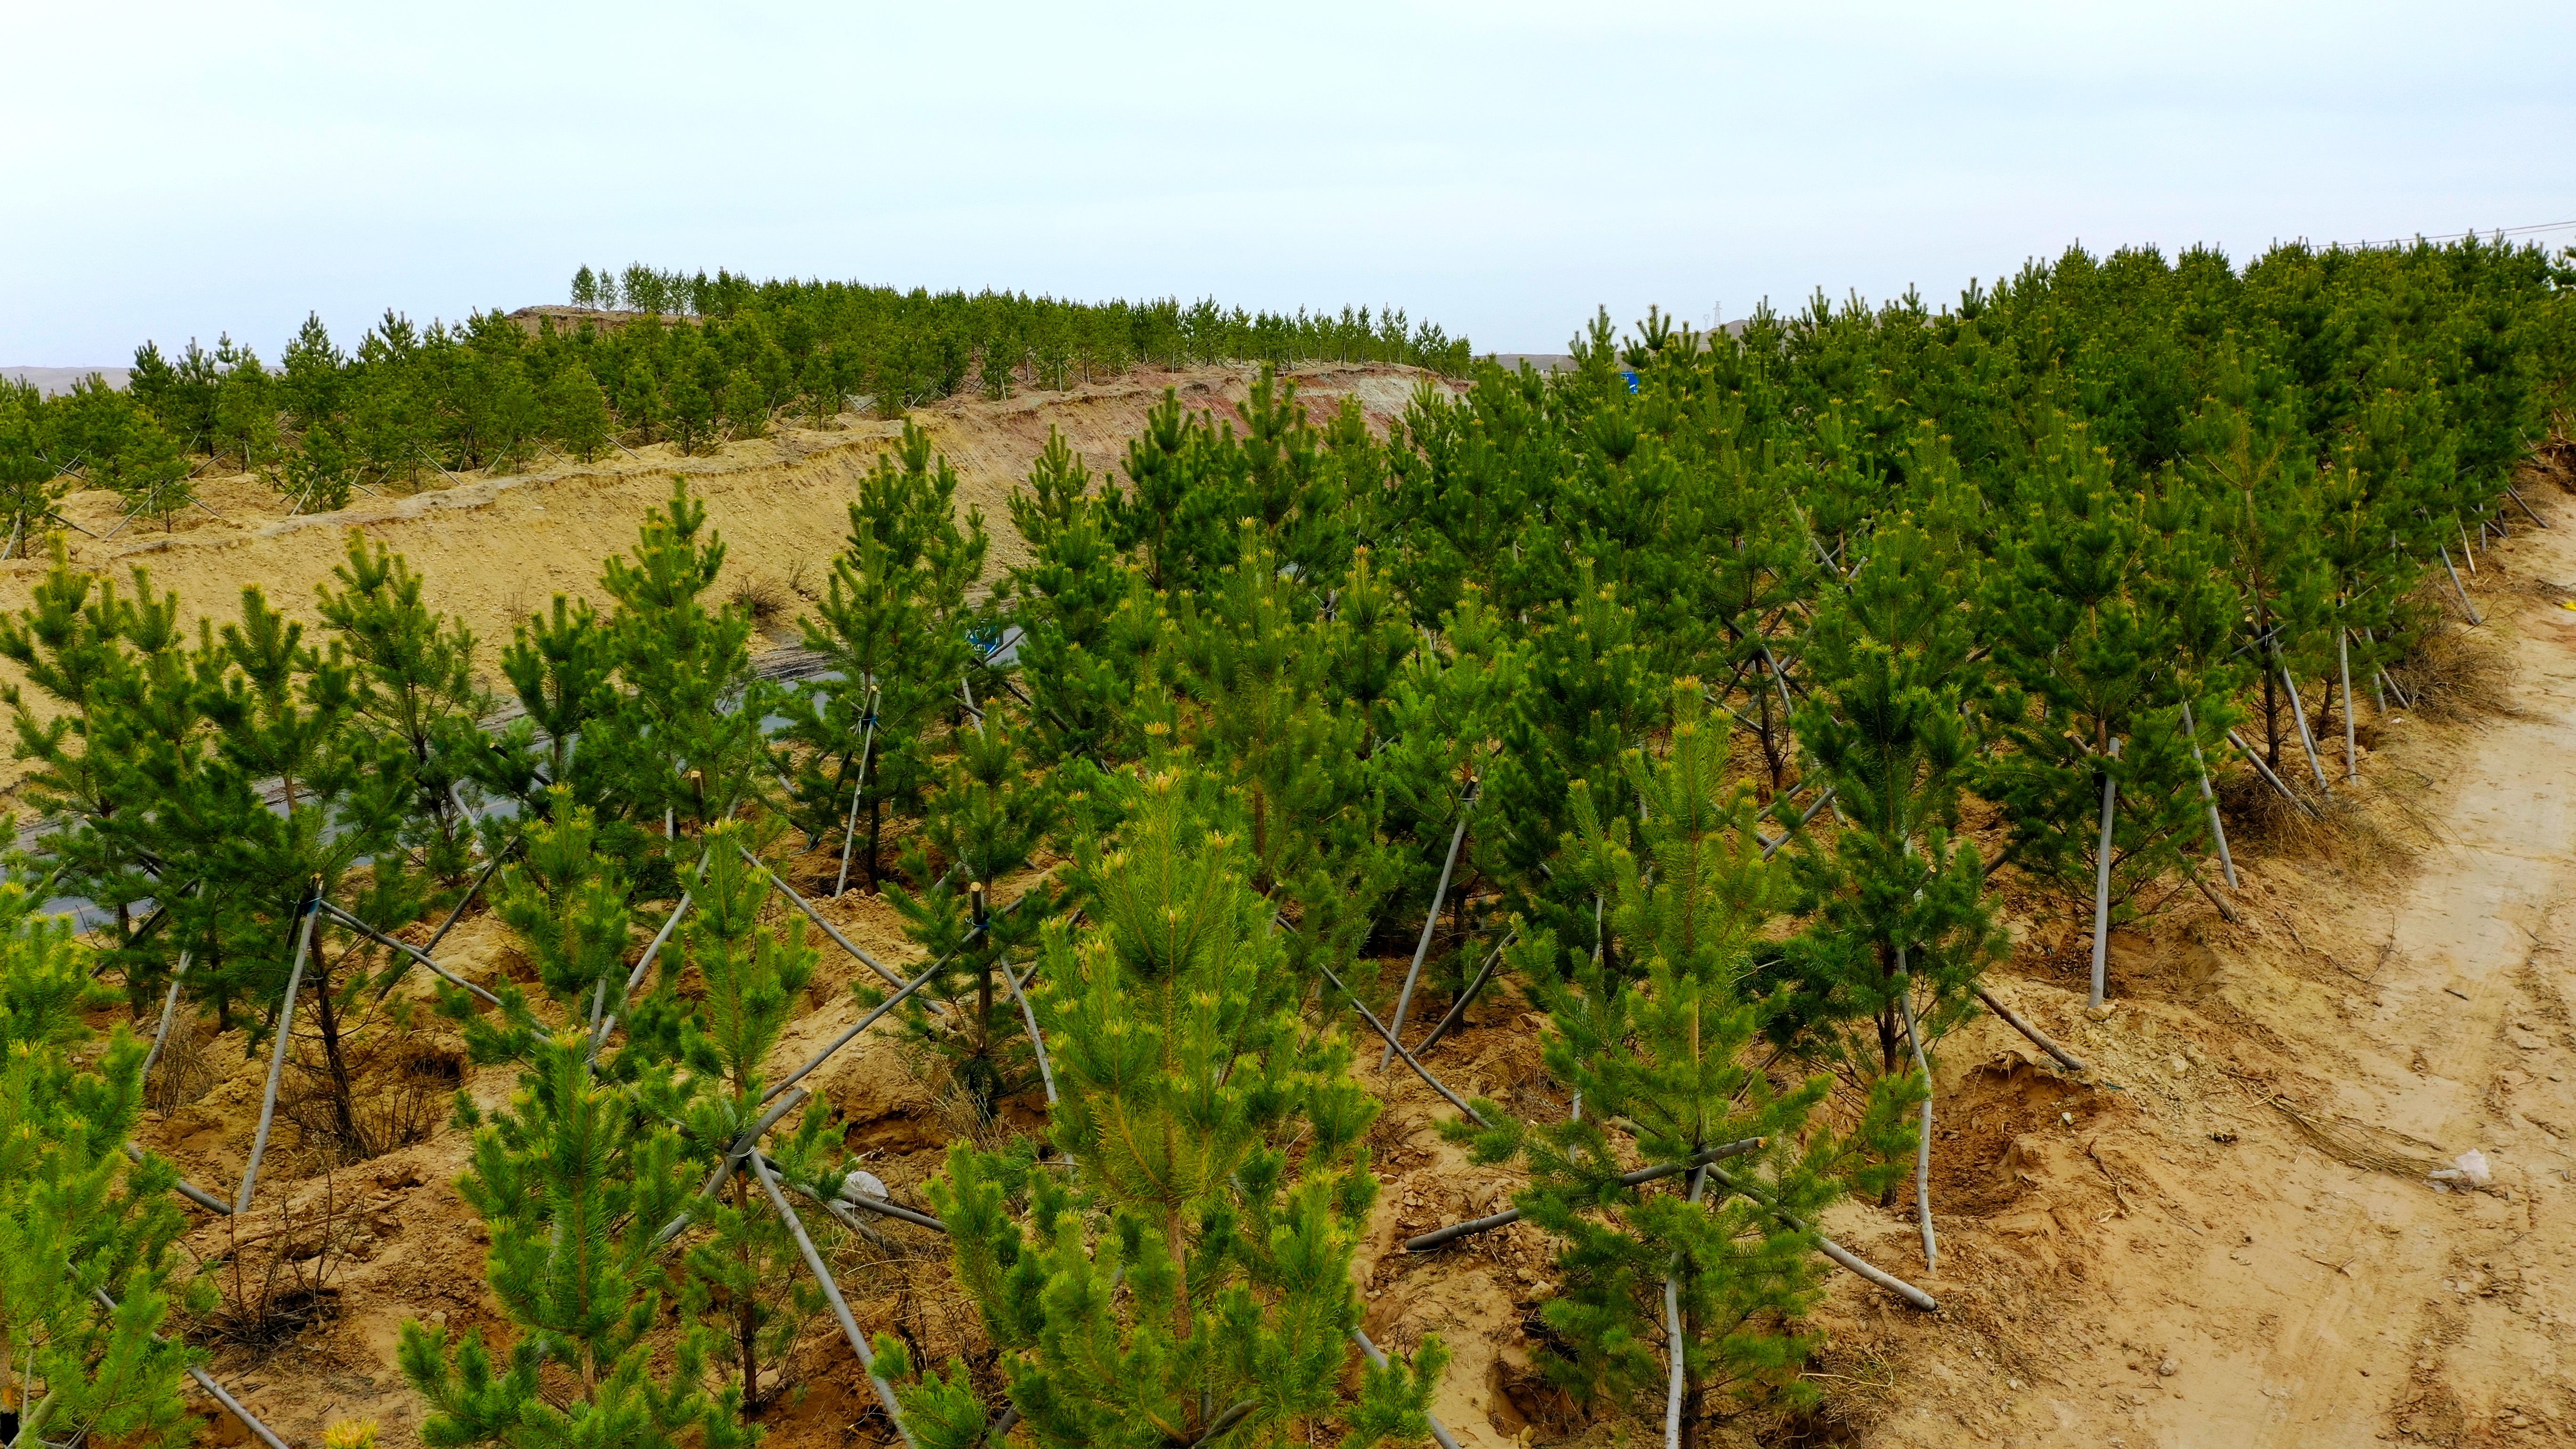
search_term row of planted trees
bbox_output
[0,233,2570,1448]
[0,274,1476,545]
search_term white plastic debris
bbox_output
[2429,1150,2493,1189]
[838,1168,891,1202]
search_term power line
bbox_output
[2331,219,2576,251]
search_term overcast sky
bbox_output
[6,0,2571,364]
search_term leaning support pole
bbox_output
[2509,484,2550,528]
[1899,980,1936,1274]
[124,1143,233,1215]
[1403,1138,1765,1252]
[1381,802,1473,1070]
[762,932,973,1104]
[655,1090,810,1248]
[95,1289,291,1449]
[142,950,193,1079]
[1758,786,1838,860]
[997,958,1057,1105]
[237,890,319,1215]
[747,848,922,1000]
[2278,660,2329,792]
[1699,1166,1939,1312]
[2179,701,2236,890]
[2338,628,2359,784]
[2088,740,2120,1011]
[1351,1328,1463,1449]
[1413,934,1513,1058]
[1314,957,1487,1127]
[747,1150,920,1449]
[320,902,505,1008]
[2437,543,2482,625]
[2227,729,2319,817]
[1972,985,2087,1072]
[371,846,510,1005]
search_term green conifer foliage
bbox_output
[0,381,70,555]
[589,480,770,837]
[894,771,1445,1449]
[399,1031,753,1449]
[666,824,841,1410]
[0,883,210,1449]
[547,366,613,462]
[315,534,487,882]
[879,715,1063,1115]
[778,427,989,882]
[1776,519,2002,1078]
[1454,686,1908,1435]
[1977,420,2241,957]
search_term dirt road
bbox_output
[1809,494,2576,1447]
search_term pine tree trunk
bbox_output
[867,797,884,890]
[310,950,362,1151]
[735,1173,760,1408]
[2262,669,2280,771]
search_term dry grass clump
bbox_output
[732,573,792,626]
[2386,621,2512,723]
[145,1010,220,1115]
[197,1171,353,1352]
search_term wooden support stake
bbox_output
[1663,1163,1709,1449]
[96,1289,290,1449]
[2509,485,2549,528]
[998,956,1056,1104]
[1404,1138,1764,1252]
[2338,629,2358,784]
[1700,1166,1938,1311]
[749,848,933,1008]
[2226,730,2318,817]
[834,691,879,898]
[2438,544,2482,625]
[142,950,192,1080]
[2089,741,2120,1011]
[2179,701,2236,890]
[124,1142,233,1215]
[2278,659,2329,792]
[762,930,973,1104]
[1413,933,1513,1058]
[236,893,318,1215]
[1972,985,2087,1072]
[1315,957,1487,1127]
[321,902,505,1009]
[747,1150,919,1449]
[1382,804,1472,1070]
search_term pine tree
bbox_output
[0,382,69,556]
[399,1031,753,1449]
[572,266,599,309]
[586,480,771,838]
[547,366,613,462]
[212,337,278,473]
[672,823,836,1411]
[1774,518,2002,1079]
[470,596,618,820]
[95,408,192,533]
[0,879,211,1449]
[314,533,487,882]
[777,428,988,884]
[879,714,1062,1116]
[1454,686,1910,1441]
[892,770,1446,1449]
[1976,419,2241,994]
[280,421,357,514]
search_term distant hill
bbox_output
[3,366,129,396]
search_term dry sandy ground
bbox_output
[97,395,2576,1448]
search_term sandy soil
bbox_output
[95,400,2576,1447]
